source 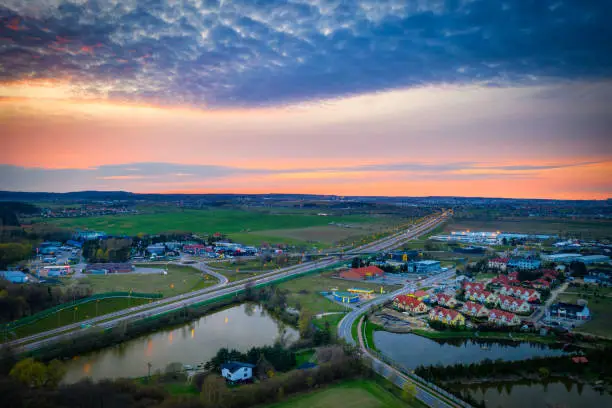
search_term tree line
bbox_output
[0,281,91,324]
[415,347,612,383]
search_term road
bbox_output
[339,271,467,408]
[5,212,449,353]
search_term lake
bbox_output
[374,331,569,369]
[62,303,297,383]
[460,380,611,408]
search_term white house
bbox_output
[221,361,256,383]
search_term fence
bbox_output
[368,348,473,408]
[2,291,163,331]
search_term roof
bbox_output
[221,361,256,373]
[463,301,485,311]
[342,266,384,278]
[572,357,589,364]
[413,290,429,297]
[467,289,493,298]
[0,271,27,280]
[435,293,453,301]
[490,257,509,263]
[431,306,462,319]
[489,309,518,320]
[499,294,527,305]
[395,295,425,308]
[551,302,587,312]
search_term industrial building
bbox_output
[0,271,29,283]
[409,260,441,274]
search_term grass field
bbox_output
[77,265,217,297]
[265,379,416,408]
[312,313,346,331]
[558,290,612,338]
[210,257,302,272]
[444,217,612,239]
[276,273,401,316]
[39,209,395,247]
[10,297,150,339]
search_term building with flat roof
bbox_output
[0,271,29,283]
[409,260,441,274]
[581,255,610,265]
[339,266,384,280]
[541,253,583,263]
[332,291,359,303]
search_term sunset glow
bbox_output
[1,1,611,199]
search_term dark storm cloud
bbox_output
[1,0,611,106]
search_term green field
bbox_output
[38,209,395,247]
[276,273,401,316]
[444,217,612,239]
[77,265,217,297]
[9,297,150,339]
[266,379,415,408]
[558,291,612,338]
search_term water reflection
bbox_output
[374,332,569,369]
[62,303,298,384]
[459,380,611,408]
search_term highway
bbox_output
[5,212,448,353]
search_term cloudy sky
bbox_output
[1,0,611,199]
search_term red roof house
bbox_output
[340,266,384,280]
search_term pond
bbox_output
[373,332,569,369]
[458,380,612,408]
[62,303,298,383]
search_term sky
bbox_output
[1,0,611,199]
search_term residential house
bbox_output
[339,266,384,281]
[460,301,489,318]
[221,361,256,383]
[432,293,458,308]
[549,303,590,320]
[409,290,430,300]
[462,282,486,292]
[488,257,509,271]
[488,309,521,326]
[498,295,531,314]
[394,295,429,314]
[465,289,498,305]
[490,274,519,286]
[499,285,541,302]
[428,307,466,326]
[530,278,551,290]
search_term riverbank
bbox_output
[415,349,612,395]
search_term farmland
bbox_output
[444,217,612,239]
[38,208,404,247]
[76,265,217,297]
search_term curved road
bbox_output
[5,212,449,353]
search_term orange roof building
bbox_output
[339,265,384,280]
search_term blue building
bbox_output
[74,230,106,241]
[0,271,29,283]
[409,260,441,274]
[332,291,359,303]
[147,244,166,255]
[508,258,541,270]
